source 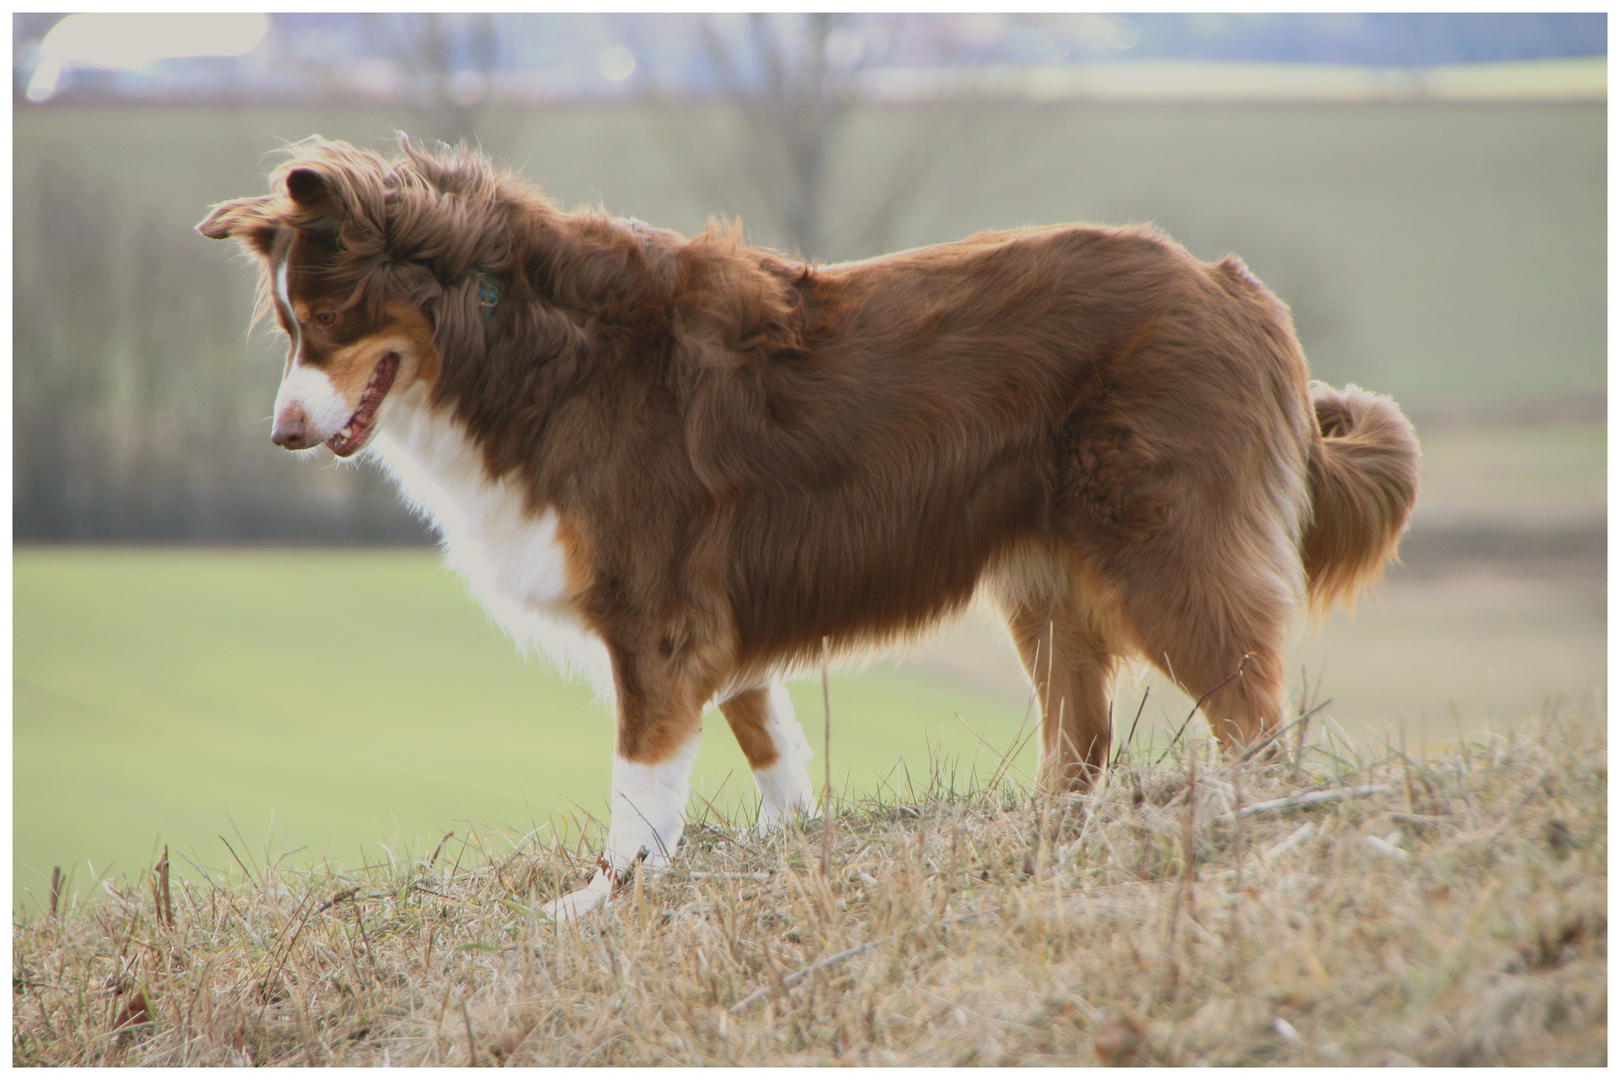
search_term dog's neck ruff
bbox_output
[368,389,615,699]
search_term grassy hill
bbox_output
[12,716,1604,1066]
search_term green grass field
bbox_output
[13,549,1037,912]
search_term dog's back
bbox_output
[678,225,1329,676]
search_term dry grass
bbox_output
[13,711,1605,1067]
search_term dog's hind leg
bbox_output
[720,683,818,830]
[996,587,1118,793]
[1104,529,1297,751]
[1134,594,1291,751]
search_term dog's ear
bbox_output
[196,196,278,255]
[284,167,343,220]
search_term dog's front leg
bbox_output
[544,646,708,922]
[543,737,700,920]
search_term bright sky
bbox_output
[28,13,270,102]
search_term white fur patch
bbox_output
[605,737,701,870]
[275,258,293,313]
[544,734,701,921]
[369,385,615,697]
[750,683,819,829]
[274,362,349,443]
[543,871,612,920]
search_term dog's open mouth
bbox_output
[326,353,400,457]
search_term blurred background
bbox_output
[13,13,1606,909]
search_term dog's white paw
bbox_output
[543,876,612,922]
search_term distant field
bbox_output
[13,549,1036,912]
[1406,420,1605,528]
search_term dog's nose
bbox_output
[272,406,310,449]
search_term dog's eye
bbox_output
[314,311,337,326]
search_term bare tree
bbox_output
[358,14,503,146]
[279,14,511,149]
[635,14,966,262]
[698,14,859,257]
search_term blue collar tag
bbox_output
[476,273,499,321]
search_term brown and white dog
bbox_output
[199,136,1419,918]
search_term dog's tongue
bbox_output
[327,353,400,457]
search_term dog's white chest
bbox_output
[369,394,614,695]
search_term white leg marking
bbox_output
[751,683,819,832]
[544,733,700,921]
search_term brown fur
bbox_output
[200,136,1420,790]
[718,689,783,771]
[1303,382,1423,616]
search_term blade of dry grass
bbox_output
[1238,784,1393,817]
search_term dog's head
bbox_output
[197,136,507,456]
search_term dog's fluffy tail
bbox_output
[1301,382,1421,617]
